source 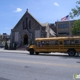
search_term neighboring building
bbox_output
[0,33,10,41]
[41,23,56,37]
[0,34,2,41]
[55,20,76,37]
[2,33,10,41]
[0,33,10,46]
[49,23,57,37]
[10,9,56,45]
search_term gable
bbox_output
[13,10,42,30]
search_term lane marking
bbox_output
[0,58,80,68]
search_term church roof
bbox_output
[13,9,43,29]
[27,10,43,26]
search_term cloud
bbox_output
[14,8,22,12]
[5,27,10,30]
[54,2,60,6]
[10,5,12,6]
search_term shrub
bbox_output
[10,43,12,50]
[13,42,17,50]
[4,41,8,49]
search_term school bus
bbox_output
[28,36,80,56]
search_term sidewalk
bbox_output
[0,49,79,56]
[0,48,67,55]
[0,48,29,53]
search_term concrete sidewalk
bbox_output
[0,48,64,55]
[0,49,79,56]
[0,48,29,53]
[0,48,67,55]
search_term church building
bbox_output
[10,9,56,46]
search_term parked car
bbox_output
[0,44,4,48]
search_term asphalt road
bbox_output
[0,52,80,80]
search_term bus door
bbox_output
[59,40,64,51]
[36,41,41,51]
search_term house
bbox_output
[2,33,10,41]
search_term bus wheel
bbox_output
[29,49,34,55]
[68,50,76,56]
[35,52,39,55]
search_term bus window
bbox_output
[59,41,63,45]
[34,41,38,45]
[41,41,45,45]
[49,40,58,45]
[64,40,70,45]
[46,41,49,45]
[70,40,74,45]
[36,42,40,46]
[54,40,58,45]
[49,41,54,45]
[75,40,80,44]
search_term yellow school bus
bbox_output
[28,36,80,56]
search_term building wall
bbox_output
[55,20,75,37]
[49,23,57,34]
[10,10,42,44]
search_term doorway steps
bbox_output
[17,45,27,50]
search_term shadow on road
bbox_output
[76,62,80,63]
[0,77,9,80]
[34,53,80,59]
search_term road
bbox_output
[0,52,80,80]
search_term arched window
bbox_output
[29,20,31,29]
[26,17,28,29]
[23,21,25,29]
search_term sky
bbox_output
[0,0,78,35]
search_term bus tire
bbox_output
[35,52,39,55]
[68,49,76,56]
[29,49,34,55]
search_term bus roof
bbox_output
[35,36,80,41]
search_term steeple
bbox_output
[27,9,28,12]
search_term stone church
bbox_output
[10,9,56,46]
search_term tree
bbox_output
[70,0,80,18]
[13,42,17,50]
[0,41,2,44]
[4,41,8,49]
[70,0,80,35]
[72,19,80,35]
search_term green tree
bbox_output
[70,0,80,18]
[13,42,17,50]
[0,41,2,44]
[4,41,8,49]
[70,0,80,35]
[72,19,80,35]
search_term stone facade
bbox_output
[10,10,56,45]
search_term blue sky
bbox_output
[0,0,78,35]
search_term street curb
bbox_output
[0,49,29,54]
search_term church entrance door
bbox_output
[24,34,28,45]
